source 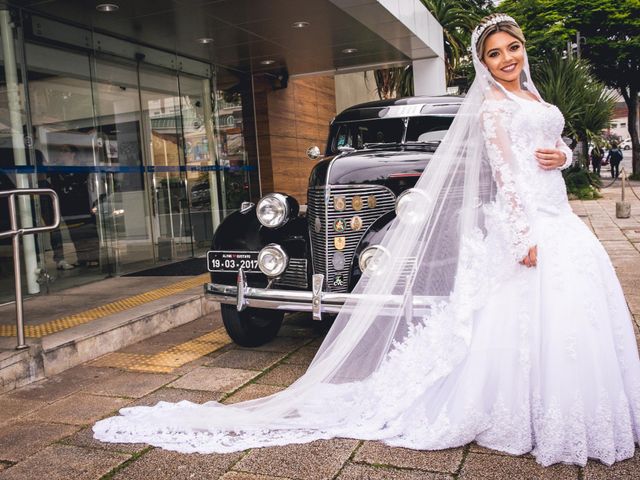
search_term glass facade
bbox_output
[0,8,255,303]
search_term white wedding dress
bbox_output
[94,90,640,467]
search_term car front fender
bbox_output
[210,206,311,287]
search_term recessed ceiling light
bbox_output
[260,59,275,65]
[342,48,358,54]
[292,21,310,28]
[96,3,119,12]
[197,37,214,44]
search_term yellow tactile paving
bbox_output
[0,274,209,338]
[91,327,232,373]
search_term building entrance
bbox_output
[0,12,253,304]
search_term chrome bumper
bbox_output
[204,268,441,320]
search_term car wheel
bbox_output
[624,145,631,150]
[221,304,284,347]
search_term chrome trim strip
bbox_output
[205,281,442,317]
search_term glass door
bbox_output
[178,73,222,255]
[91,56,153,274]
[24,43,106,290]
[139,65,192,262]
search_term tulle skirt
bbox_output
[378,209,640,466]
[94,210,640,467]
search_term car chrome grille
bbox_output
[307,185,396,292]
[274,258,308,288]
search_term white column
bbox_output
[1,8,40,294]
[413,57,446,96]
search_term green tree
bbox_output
[533,54,616,166]
[500,0,640,175]
[420,0,482,81]
[370,0,487,98]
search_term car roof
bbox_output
[334,95,463,123]
[345,95,463,110]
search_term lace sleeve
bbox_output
[481,101,533,262]
[555,137,573,170]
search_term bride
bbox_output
[94,14,640,467]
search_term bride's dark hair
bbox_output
[474,13,525,58]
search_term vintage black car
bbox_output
[205,96,462,346]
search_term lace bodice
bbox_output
[480,97,573,261]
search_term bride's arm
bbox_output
[481,101,535,263]
[554,138,573,169]
[534,139,572,170]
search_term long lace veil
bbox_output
[94,14,539,452]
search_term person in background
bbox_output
[47,144,99,269]
[606,142,624,179]
[590,143,604,176]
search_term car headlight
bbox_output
[395,188,431,224]
[256,193,298,228]
[258,243,289,277]
[358,245,390,276]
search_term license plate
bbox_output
[207,250,260,272]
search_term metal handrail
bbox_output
[0,188,60,349]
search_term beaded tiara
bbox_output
[471,14,519,45]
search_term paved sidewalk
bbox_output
[0,182,638,480]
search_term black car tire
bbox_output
[221,304,284,347]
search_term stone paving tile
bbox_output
[234,438,358,480]
[27,392,130,425]
[0,444,129,480]
[0,396,47,425]
[253,364,308,387]
[168,353,218,375]
[583,449,640,479]
[458,452,579,479]
[118,341,173,355]
[221,472,294,480]
[223,384,285,404]
[206,349,287,371]
[0,421,79,462]
[128,387,223,407]
[354,441,463,474]
[626,295,640,315]
[468,442,534,458]
[81,370,179,398]
[278,323,317,338]
[306,337,325,348]
[112,448,242,480]
[144,317,220,346]
[282,346,318,366]
[236,336,310,353]
[62,426,147,454]
[7,365,115,403]
[169,366,257,393]
[338,463,452,480]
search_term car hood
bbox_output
[308,149,433,191]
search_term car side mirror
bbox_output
[306,145,322,160]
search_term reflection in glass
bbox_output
[215,90,251,213]
[0,15,247,303]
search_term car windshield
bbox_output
[331,119,404,153]
[329,115,454,153]
[405,116,453,143]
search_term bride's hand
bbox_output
[535,148,566,170]
[520,246,538,268]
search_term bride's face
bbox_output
[482,31,525,87]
